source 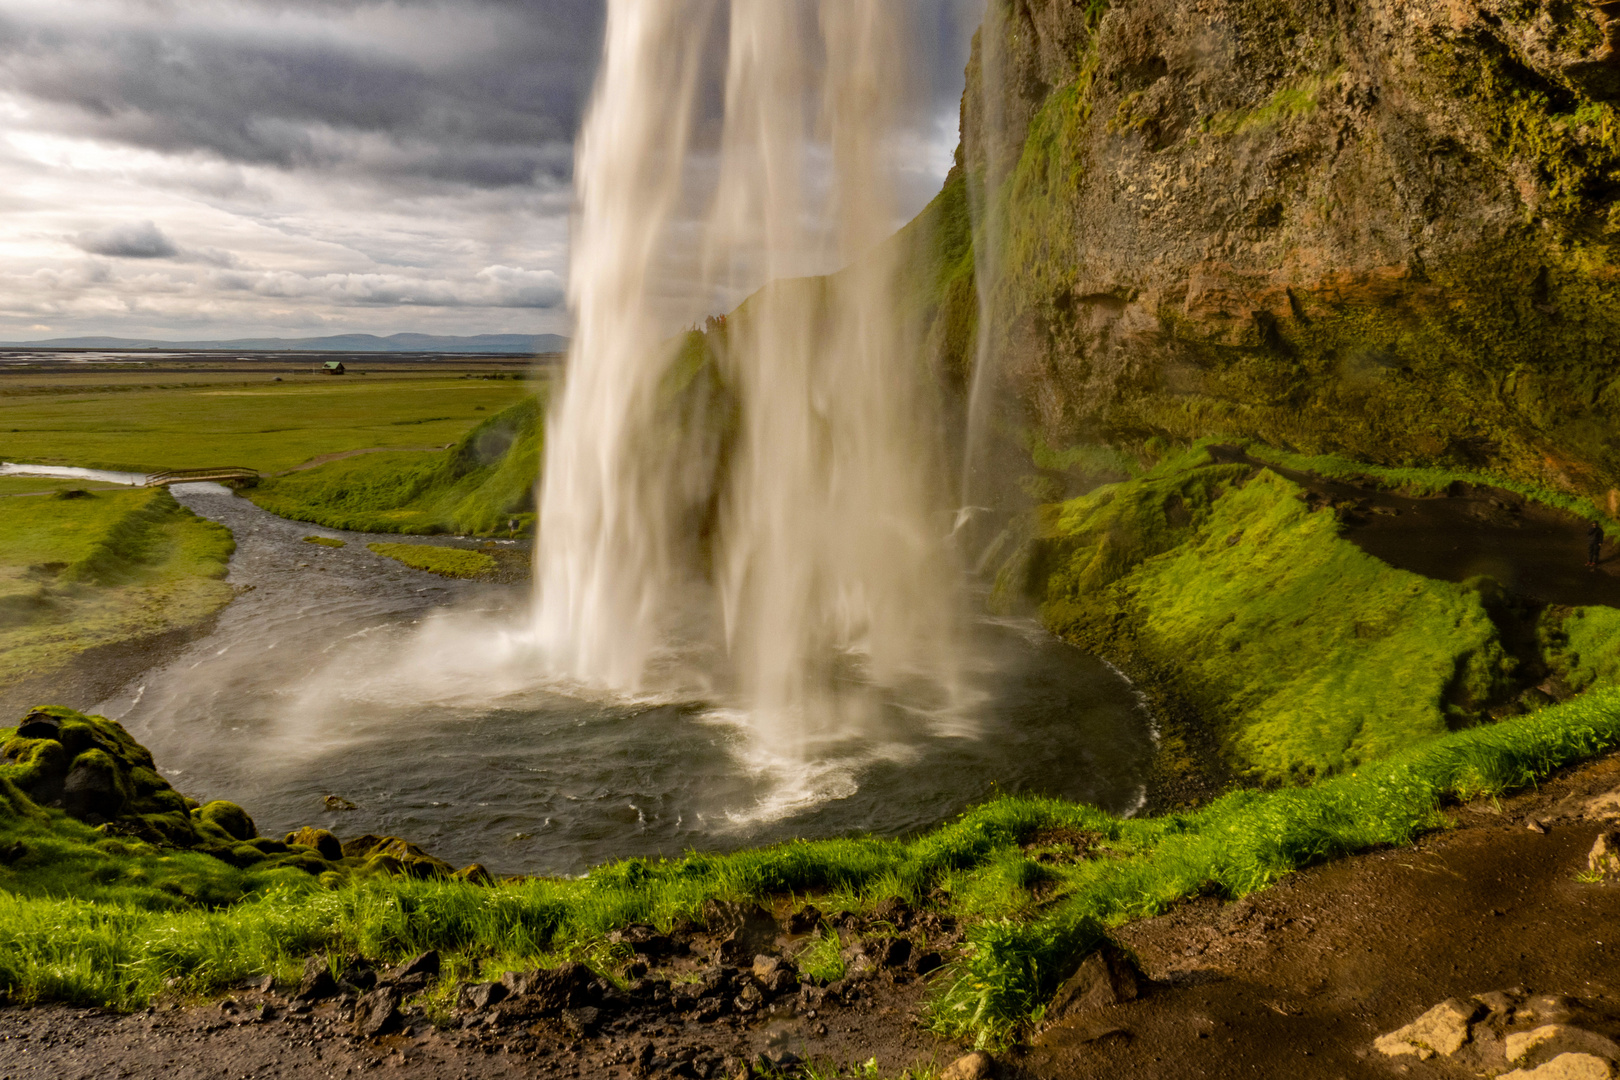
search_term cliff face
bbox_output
[949,0,1620,506]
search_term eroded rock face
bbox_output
[945,0,1620,498]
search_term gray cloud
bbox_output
[72,220,179,258]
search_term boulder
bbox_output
[1590,834,1620,878]
[459,982,508,1011]
[1044,943,1142,1024]
[1374,998,1483,1060]
[452,863,494,885]
[193,800,257,843]
[388,951,440,982]
[60,750,127,821]
[1502,1053,1616,1080]
[15,712,61,741]
[284,826,343,861]
[702,900,777,954]
[353,988,402,1038]
[1507,1026,1620,1070]
[296,956,338,1002]
[939,1050,997,1080]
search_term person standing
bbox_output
[1590,521,1606,570]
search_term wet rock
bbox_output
[60,753,126,821]
[939,1050,997,1080]
[459,982,508,1011]
[786,905,823,934]
[254,974,275,994]
[1375,998,1483,1060]
[870,897,915,929]
[733,983,764,1014]
[389,951,440,982]
[354,988,402,1038]
[1044,943,1142,1024]
[1525,996,1584,1026]
[1589,834,1620,878]
[323,795,357,812]
[1502,1053,1616,1079]
[339,959,377,991]
[1507,1026,1620,1070]
[296,957,339,1002]
[1475,990,1520,1019]
[702,900,777,953]
[452,863,495,885]
[560,1006,600,1036]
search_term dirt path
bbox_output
[1013,752,1620,1079]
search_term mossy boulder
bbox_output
[191,800,257,844]
[342,834,457,879]
[285,825,343,861]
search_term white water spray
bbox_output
[536,0,965,753]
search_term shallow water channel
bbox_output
[95,487,1157,876]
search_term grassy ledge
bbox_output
[4,692,1620,1049]
[365,542,498,579]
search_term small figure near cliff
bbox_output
[1589,522,1606,570]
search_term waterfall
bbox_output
[535,0,965,753]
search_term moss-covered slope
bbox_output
[936,0,1620,510]
[1011,445,1620,783]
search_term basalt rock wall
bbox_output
[950,0,1620,505]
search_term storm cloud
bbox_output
[0,0,980,341]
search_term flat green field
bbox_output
[0,477,129,497]
[0,487,235,691]
[0,376,533,473]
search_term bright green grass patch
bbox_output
[366,543,497,579]
[1022,445,1532,781]
[302,536,346,548]
[0,489,234,690]
[0,478,127,497]
[0,377,530,473]
[2,689,1618,1043]
[250,396,541,536]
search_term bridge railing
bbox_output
[144,467,261,487]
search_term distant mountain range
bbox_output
[1,333,569,355]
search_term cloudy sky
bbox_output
[0,0,980,342]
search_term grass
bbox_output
[366,543,497,579]
[0,488,234,690]
[2,689,1619,1046]
[0,478,129,497]
[249,395,542,536]
[302,536,345,549]
[0,376,532,474]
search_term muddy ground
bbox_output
[6,751,1620,1080]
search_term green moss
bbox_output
[192,800,257,844]
[1207,73,1330,136]
[250,395,543,536]
[302,536,345,548]
[365,542,497,579]
[1016,447,1539,780]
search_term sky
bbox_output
[0,0,981,342]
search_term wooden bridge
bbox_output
[144,467,260,488]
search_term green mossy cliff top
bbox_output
[1005,445,1620,784]
[937,0,1620,511]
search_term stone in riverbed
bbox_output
[1374,998,1483,1060]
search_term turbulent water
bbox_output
[98,488,1154,876]
[535,0,964,754]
